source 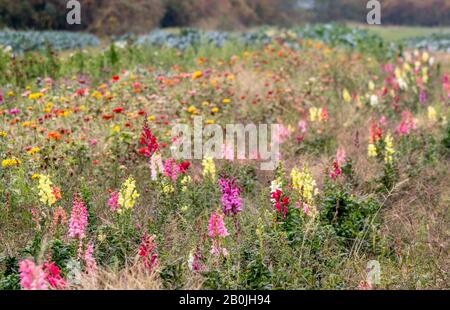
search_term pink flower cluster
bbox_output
[68,195,88,239]
[396,110,417,136]
[19,260,48,290]
[19,259,66,290]
[218,177,242,216]
[208,211,229,238]
[444,74,450,98]
[107,191,119,212]
[208,211,229,256]
[84,242,97,274]
[329,148,346,180]
[164,158,191,181]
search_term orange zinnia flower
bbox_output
[47,132,62,140]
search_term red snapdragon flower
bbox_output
[139,233,158,272]
[271,189,289,218]
[139,117,159,158]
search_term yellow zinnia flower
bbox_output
[2,158,21,168]
[27,147,40,155]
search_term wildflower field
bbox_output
[0,26,449,290]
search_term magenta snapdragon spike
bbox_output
[218,178,242,216]
[68,194,88,239]
[43,261,66,289]
[164,158,180,181]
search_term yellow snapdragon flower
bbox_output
[118,177,140,212]
[343,89,352,104]
[384,134,395,164]
[428,106,437,123]
[202,157,216,180]
[291,166,317,206]
[37,174,57,207]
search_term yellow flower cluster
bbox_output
[202,157,216,180]
[181,175,192,192]
[192,71,203,80]
[2,158,21,168]
[309,107,327,122]
[187,105,199,115]
[290,166,317,206]
[0,131,7,137]
[27,147,40,155]
[428,106,437,123]
[368,143,377,158]
[28,92,44,100]
[343,88,352,104]
[37,174,57,207]
[118,177,140,213]
[162,180,175,194]
[384,134,395,165]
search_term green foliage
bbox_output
[49,239,74,275]
[320,182,380,247]
[443,123,450,152]
[160,262,185,289]
[0,256,20,290]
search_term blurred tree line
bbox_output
[0,0,449,35]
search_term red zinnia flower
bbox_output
[102,114,114,120]
[112,107,124,114]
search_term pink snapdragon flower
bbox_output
[19,259,48,290]
[396,110,417,136]
[68,195,88,239]
[107,191,119,212]
[84,242,97,274]
[208,211,229,238]
[336,148,346,166]
[298,120,307,133]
